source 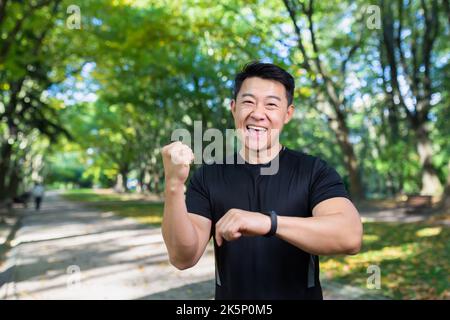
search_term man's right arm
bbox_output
[161,142,212,270]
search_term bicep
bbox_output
[312,197,363,254]
[188,213,212,260]
[312,197,359,219]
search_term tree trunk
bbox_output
[155,174,161,194]
[416,124,442,195]
[0,142,13,201]
[339,134,364,201]
[386,172,397,197]
[120,169,129,192]
[438,162,450,213]
[380,0,443,196]
[114,173,124,193]
[137,168,146,193]
[8,163,21,199]
[329,116,365,200]
[283,0,365,200]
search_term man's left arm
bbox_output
[215,197,363,255]
[275,197,363,255]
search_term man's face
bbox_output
[231,77,294,152]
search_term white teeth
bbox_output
[246,125,267,132]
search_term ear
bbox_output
[230,99,236,116]
[284,104,295,124]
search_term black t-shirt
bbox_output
[185,146,350,300]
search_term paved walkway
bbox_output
[0,193,215,299]
[0,192,385,300]
[360,207,433,223]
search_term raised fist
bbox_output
[161,141,194,185]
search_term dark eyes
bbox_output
[242,101,278,108]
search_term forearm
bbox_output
[276,213,362,256]
[162,180,199,267]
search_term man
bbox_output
[161,62,363,299]
[32,182,45,211]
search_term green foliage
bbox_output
[44,151,94,188]
[0,0,448,199]
[321,220,450,299]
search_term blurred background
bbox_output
[0,0,449,300]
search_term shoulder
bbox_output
[283,148,341,184]
[283,147,323,169]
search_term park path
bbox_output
[0,192,385,300]
[0,192,215,299]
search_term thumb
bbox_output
[215,229,223,247]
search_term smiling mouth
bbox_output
[246,125,268,133]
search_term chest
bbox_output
[208,166,311,222]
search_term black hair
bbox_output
[233,61,295,105]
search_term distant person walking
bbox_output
[32,183,45,211]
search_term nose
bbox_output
[249,103,266,121]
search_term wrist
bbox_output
[262,210,278,237]
[164,178,185,194]
[263,214,271,235]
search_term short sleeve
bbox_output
[185,166,212,220]
[309,158,350,211]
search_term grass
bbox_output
[63,189,449,299]
[320,221,450,299]
[63,189,164,226]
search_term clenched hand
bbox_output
[215,209,271,246]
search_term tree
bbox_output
[378,0,448,195]
[438,163,450,213]
[282,0,367,199]
[0,0,74,200]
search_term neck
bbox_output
[239,143,283,164]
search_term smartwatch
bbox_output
[263,210,278,237]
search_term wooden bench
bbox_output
[404,195,433,213]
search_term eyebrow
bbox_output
[241,93,256,99]
[240,93,282,101]
[266,95,281,101]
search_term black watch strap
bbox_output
[264,210,278,237]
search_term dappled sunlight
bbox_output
[132,216,163,225]
[321,243,421,278]
[353,243,421,264]
[415,227,442,238]
[62,189,164,227]
[320,221,450,299]
[0,0,448,302]
[362,234,379,243]
[2,193,215,299]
